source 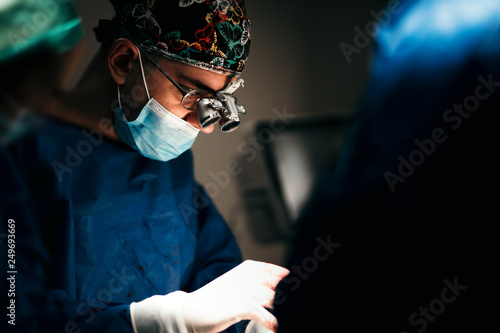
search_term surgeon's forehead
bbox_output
[154,57,236,93]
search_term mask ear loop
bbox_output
[117,85,122,109]
[117,85,130,121]
[136,47,151,101]
[116,47,150,112]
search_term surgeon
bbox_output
[5,0,288,333]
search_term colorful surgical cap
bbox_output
[95,0,251,76]
[0,0,83,63]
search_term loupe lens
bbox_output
[219,94,240,132]
[220,119,240,132]
[219,112,240,132]
[196,99,222,128]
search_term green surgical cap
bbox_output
[0,0,83,63]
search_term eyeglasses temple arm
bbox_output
[119,28,189,96]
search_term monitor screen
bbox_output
[236,113,354,242]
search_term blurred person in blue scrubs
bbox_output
[0,1,84,332]
[4,1,288,333]
[274,0,500,332]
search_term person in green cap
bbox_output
[0,0,84,142]
[1,1,84,333]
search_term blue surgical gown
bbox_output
[3,116,245,332]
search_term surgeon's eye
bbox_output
[181,90,215,110]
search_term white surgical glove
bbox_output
[130,260,290,333]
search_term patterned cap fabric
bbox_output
[99,0,251,76]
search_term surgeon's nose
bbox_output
[198,123,215,134]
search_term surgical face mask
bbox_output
[114,51,199,162]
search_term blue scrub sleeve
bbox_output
[183,184,243,291]
[182,184,248,333]
[48,302,132,333]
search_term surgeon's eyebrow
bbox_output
[176,74,219,93]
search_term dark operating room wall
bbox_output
[72,0,390,265]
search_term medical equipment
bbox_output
[196,78,246,132]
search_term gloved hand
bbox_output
[130,260,290,333]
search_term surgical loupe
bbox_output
[196,78,246,132]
